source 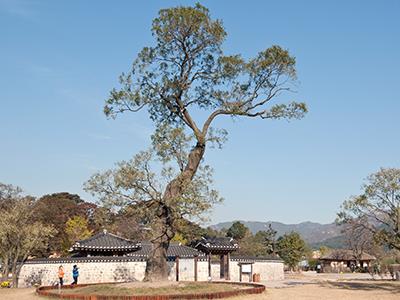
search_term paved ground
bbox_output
[1,272,399,300]
[248,272,400,300]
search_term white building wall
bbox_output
[252,261,284,281]
[210,263,220,281]
[178,258,194,281]
[229,260,241,282]
[197,260,209,281]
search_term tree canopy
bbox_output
[337,168,400,251]
[0,183,55,287]
[276,232,307,271]
[87,3,306,281]
[226,221,250,240]
[33,192,97,254]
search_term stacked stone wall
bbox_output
[18,257,284,287]
[18,259,146,288]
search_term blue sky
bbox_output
[1,0,399,225]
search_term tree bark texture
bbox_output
[144,142,205,281]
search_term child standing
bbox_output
[58,265,64,286]
[72,265,79,285]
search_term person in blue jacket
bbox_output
[72,265,79,285]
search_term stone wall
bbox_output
[18,257,284,287]
[18,258,147,287]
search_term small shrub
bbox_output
[1,281,11,288]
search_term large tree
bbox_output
[90,3,307,281]
[226,221,250,240]
[33,192,97,254]
[254,224,278,255]
[337,168,400,251]
[342,221,376,264]
[276,232,307,271]
[0,184,55,287]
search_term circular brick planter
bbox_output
[36,281,265,299]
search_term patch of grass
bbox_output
[63,282,245,296]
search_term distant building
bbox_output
[319,249,376,272]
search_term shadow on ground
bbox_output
[320,280,400,293]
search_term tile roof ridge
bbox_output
[104,231,138,244]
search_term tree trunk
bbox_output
[1,254,9,280]
[11,255,19,288]
[144,142,205,281]
[144,209,172,281]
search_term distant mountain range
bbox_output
[211,221,346,249]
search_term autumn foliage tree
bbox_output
[0,183,55,287]
[65,216,93,247]
[33,192,97,254]
[87,3,306,281]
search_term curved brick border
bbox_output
[36,281,265,299]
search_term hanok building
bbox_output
[18,230,284,287]
[71,230,141,257]
[319,249,376,272]
[193,237,239,280]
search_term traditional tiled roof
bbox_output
[71,229,141,252]
[128,242,204,258]
[231,255,283,263]
[320,250,376,261]
[193,237,239,254]
[25,256,150,264]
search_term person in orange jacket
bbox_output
[58,265,64,286]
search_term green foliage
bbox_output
[84,145,223,236]
[226,221,250,240]
[307,258,318,270]
[65,216,93,246]
[226,223,279,257]
[337,168,400,251]
[105,3,306,130]
[254,224,277,255]
[0,184,55,287]
[276,232,307,270]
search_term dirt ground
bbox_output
[1,273,399,300]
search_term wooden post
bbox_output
[226,252,230,280]
[194,256,198,281]
[208,254,211,280]
[220,255,224,279]
[176,256,179,282]
[239,264,242,282]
